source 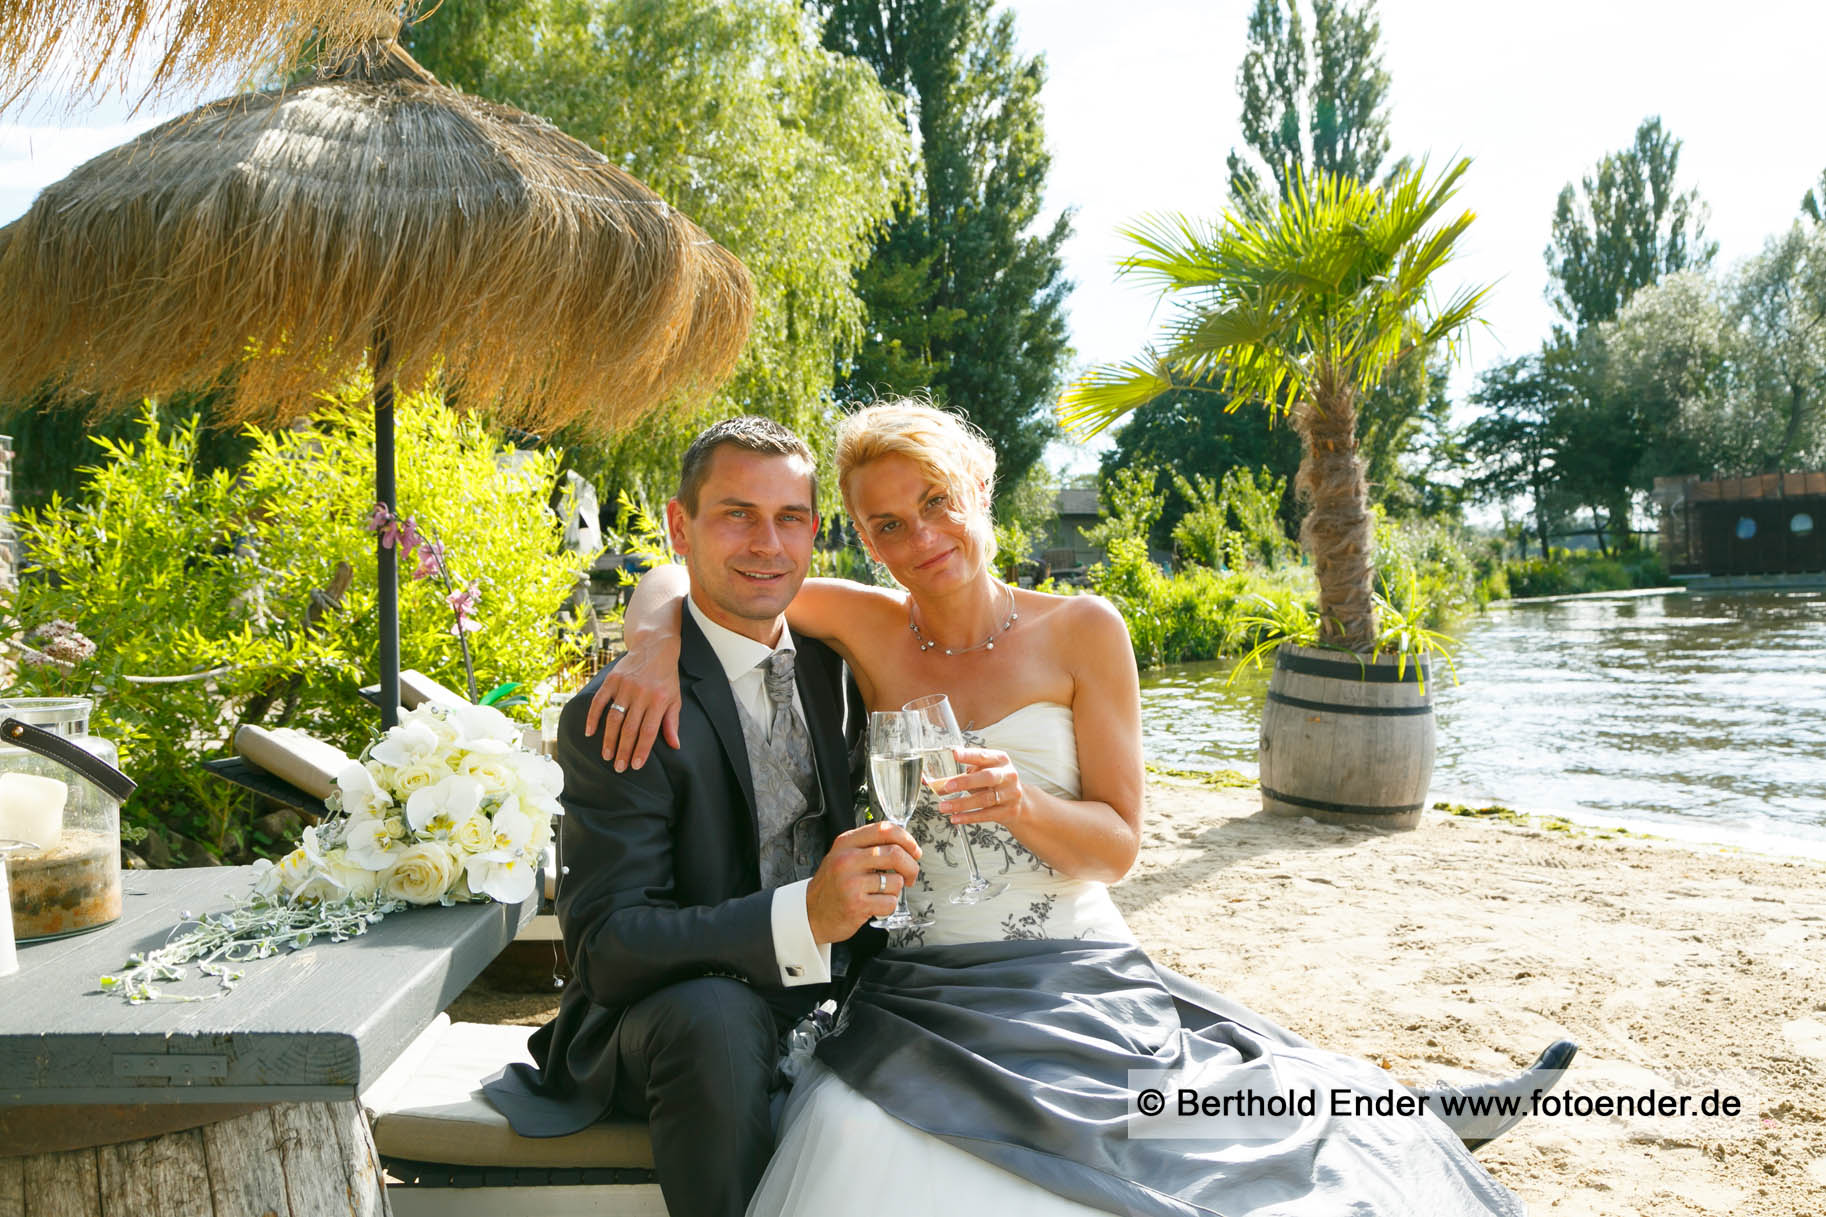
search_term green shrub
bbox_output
[1501,547,1667,598]
[4,392,591,863]
[1169,467,1296,573]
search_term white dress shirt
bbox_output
[685,596,831,987]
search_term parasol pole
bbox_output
[374,329,400,729]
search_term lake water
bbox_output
[1138,589,1826,853]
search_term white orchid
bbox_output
[407,703,464,750]
[463,848,539,904]
[485,800,535,855]
[344,813,404,872]
[369,718,441,768]
[504,749,564,800]
[334,761,393,817]
[459,800,541,904]
[441,700,522,747]
[406,773,484,836]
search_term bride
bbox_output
[596,402,1531,1216]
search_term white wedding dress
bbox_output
[750,702,1119,1216]
[746,702,1522,1217]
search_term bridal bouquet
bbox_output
[261,700,560,907]
[101,701,563,1003]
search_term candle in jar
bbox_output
[0,772,69,848]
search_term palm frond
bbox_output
[1058,356,1179,438]
[1059,157,1487,440]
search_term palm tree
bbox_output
[1061,160,1486,652]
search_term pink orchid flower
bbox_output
[412,540,445,581]
[447,582,483,635]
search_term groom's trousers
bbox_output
[611,975,811,1217]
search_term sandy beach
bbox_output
[451,775,1826,1215]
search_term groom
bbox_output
[484,417,919,1217]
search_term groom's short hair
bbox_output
[677,416,817,513]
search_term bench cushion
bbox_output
[365,1015,654,1169]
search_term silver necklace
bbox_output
[909,582,1019,655]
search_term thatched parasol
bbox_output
[0,37,753,724]
[1,0,407,114]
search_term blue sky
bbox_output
[7,1,1825,473]
[1004,0,1826,456]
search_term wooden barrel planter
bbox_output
[1257,644,1435,830]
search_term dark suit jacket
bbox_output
[485,610,869,1137]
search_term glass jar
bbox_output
[0,697,123,941]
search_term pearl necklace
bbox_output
[909,582,1019,655]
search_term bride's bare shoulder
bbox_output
[1016,587,1126,632]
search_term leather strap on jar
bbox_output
[1,718,136,802]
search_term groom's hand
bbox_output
[806,821,921,944]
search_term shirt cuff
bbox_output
[770,879,832,987]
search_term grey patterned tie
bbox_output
[741,650,824,889]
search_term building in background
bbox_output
[1655,473,1826,587]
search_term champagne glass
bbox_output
[902,694,1007,904]
[866,711,933,930]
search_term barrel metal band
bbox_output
[1260,785,1425,816]
[1266,691,1433,717]
[1275,651,1429,685]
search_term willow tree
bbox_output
[1061,161,1484,652]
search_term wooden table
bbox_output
[0,866,535,1216]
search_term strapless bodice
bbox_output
[892,700,1133,948]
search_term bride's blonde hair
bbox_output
[835,400,998,560]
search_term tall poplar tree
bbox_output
[1225,0,1393,206]
[1545,116,1716,330]
[814,0,1073,500]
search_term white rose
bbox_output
[448,809,494,855]
[319,847,381,901]
[276,836,348,905]
[456,750,516,798]
[384,814,408,840]
[391,759,449,798]
[382,841,462,905]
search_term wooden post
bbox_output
[0,1099,388,1217]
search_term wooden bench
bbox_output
[364,1015,665,1216]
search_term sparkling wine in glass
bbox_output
[902,693,1007,904]
[867,711,933,930]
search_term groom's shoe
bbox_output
[1414,1039,1578,1152]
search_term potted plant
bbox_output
[1061,161,1485,828]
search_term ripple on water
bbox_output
[1137,590,1826,845]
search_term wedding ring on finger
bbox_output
[610,703,628,715]
[877,871,888,893]
[992,787,1001,804]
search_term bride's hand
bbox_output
[931,747,1025,828]
[584,635,684,771]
